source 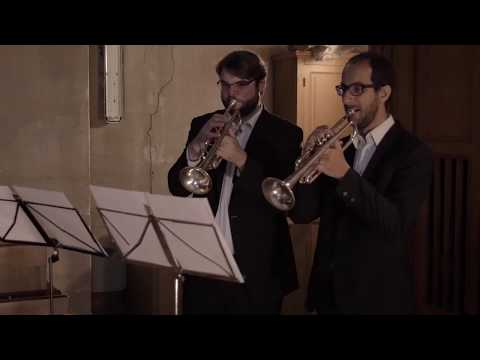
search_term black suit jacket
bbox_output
[168,109,303,304]
[290,122,433,314]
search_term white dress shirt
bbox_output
[352,115,395,176]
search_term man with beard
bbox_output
[290,51,433,314]
[168,50,303,314]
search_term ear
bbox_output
[257,78,267,96]
[378,85,392,104]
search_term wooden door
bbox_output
[299,56,351,140]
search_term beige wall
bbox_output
[0,45,91,313]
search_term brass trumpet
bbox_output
[179,99,243,195]
[262,108,359,211]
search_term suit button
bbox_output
[342,191,348,197]
[350,198,355,203]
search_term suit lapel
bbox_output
[244,109,270,153]
[361,122,401,181]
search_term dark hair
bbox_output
[346,51,394,110]
[216,50,267,83]
[346,51,395,88]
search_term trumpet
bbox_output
[262,108,359,211]
[179,99,243,195]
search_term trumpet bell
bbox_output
[179,167,212,195]
[261,177,295,211]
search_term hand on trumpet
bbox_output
[216,127,247,170]
[188,114,228,161]
[313,140,350,179]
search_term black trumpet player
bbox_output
[168,50,303,314]
[289,51,433,315]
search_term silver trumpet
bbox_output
[262,108,359,211]
[179,99,243,195]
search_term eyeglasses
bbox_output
[217,78,255,90]
[336,82,377,97]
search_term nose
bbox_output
[228,85,240,98]
[342,89,356,103]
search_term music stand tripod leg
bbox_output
[48,248,59,315]
[174,270,184,315]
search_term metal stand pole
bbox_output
[48,248,59,315]
[174,272,184,315]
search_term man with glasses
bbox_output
[290,51,433,314]
[168,50,303,314]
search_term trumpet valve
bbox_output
[294,157,304,170]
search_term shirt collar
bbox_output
[352,115,395,150]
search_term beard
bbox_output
[222,93,260,118]
[355,101,379,134]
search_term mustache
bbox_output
[223,97,259,115]
[344,105,360,113]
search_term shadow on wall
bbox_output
[90,45,107,129]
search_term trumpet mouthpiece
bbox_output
[346,108,359,116]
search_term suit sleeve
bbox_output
[288,174,336,224]
[336,142,433,239]
[233,124,303,207]
[167,117,204,197]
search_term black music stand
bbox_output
[0,185,108,314]
[90,185,244,315]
